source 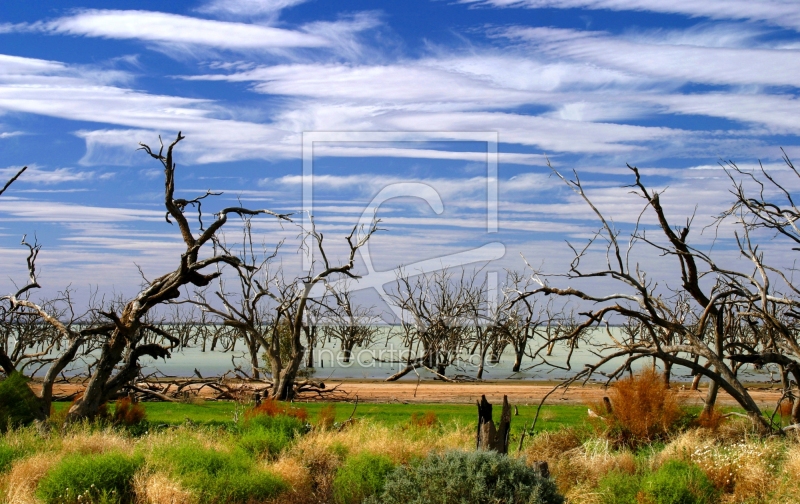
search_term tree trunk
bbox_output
[272,346,305,401]
[663,360,673,388]
[702,379,719,417]
[512,346,524,373]
[476,395,511,454]
[342,342,354,364]
[66,328,128,421]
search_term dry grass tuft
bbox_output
[5,453,60,504]
[688,437,782,501]
[133,471,193,504]
[656,429,711,466]
[263,457,313,504]
[546,437,637,497]
[61,427,133,455]
[522,427,584,461]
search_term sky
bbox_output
[1,0,799,314]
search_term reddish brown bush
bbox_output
[112,397,146,426]
[779,398,794,420]
[246,398,309,422]
[410,411,438,428]
[316,404,336,430]
[696,406,726,431]
[603,368,684,447]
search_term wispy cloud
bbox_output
[0,165,96,184]
[197,0,310,17]
[459,0,800,32]
[30,9,329,50]
[502,26,800,87]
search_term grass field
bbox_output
[21,378,785,504]
[54,400,590,439]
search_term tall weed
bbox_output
[36,451,142,504]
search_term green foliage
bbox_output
[641,460,718,504]
[596,460,717,504]
[333,453,395,504]
[367,450,564,504]
[0,372,42,431]
[152,440,287,503]
[36,451,143,504]
[0,442,21,473]
[237,413,305,458]
[244,411,305,436]
[597,470,642,504]
[238,427,291,458]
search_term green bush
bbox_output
[0,442,21,473]
[597,460,717,504]
[597,470,641,504]
[0,372,42,431]
[244,412,305,436]
[238,427,292,458]
[333,453,395,504]
[641,460,718,504]
[237,413,305,458]
[366,450,564,504]
[36,451,143,504]
[152,441,287,503]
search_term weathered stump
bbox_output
[476,394,511,454]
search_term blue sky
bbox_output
[1,0,799,308]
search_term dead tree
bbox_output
[197,215,380,400]
[492,271,550,373]
[0,240,110,420]
[62,133,289,421]
[384,269,476,381]
[320,282,380,364]
[713,152,800,425]
[522,163,774,432]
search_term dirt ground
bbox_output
[42,379,784,409]
[323,380,784,409]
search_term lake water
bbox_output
[138,326,775,383]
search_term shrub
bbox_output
[0,442,21,473]
[0,372,42,431]
[238,427,292,458]
[366,450,564,504]
[112,397,146,426]
[317,404,337,430]
[152,440,287,503]
[410,411,438,428]
[599,369,684,447]
[246,398,308,422]
[333,453,395,504]
[641,460,718,504]
[36,451,143,504]
[695,407,725,431]
[596,470,641,504]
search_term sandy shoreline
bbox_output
[39,379,784,408]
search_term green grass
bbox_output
[36,451,143,504]
[150,439,287,503]
[54,400,589,438]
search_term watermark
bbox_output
[315,344,503,370]
[301,131,504,318]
